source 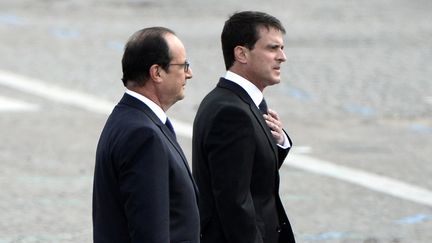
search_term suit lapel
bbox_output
[158,123,200,197]
[250,103,279,155]
[217,78,279,157]
[119,93,199,195]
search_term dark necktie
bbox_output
[259,98,268,114]
[165,118,176,138]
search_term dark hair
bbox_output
[121,27,175,86]
[221,11,286,70]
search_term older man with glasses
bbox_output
[92,26,199,243]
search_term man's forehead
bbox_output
[256,27,284,42]
[257,25,284,34]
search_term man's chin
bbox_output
[269,78,281,85]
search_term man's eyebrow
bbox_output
[268,43,284,49]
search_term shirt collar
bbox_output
[125,89,167,123]
[224,71,263,107]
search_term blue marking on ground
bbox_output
[304,231,349,241]
[396,214,432,225]
[50,28,80,39]
[0,13,25,26]
[280,84,313,101]
[342,103,376,117]
[409,124,432,134]
[106,41,124,52]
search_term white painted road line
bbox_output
[0,95,39,112]
[0,70,113,114]
[1,69,432,207]
[0,70,192,138]
[286,154,432,207]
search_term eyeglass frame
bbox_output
[167,60,190,72]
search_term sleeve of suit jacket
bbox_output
[116,126,170,243]
[205,105,264,243]
[278,134,290,168]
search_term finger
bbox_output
[265,115,281,128]
[264,113,277,122]
[271,130,284,144]
[266,120,282,133]
[266,110,283,129]
[267,110,281,125]
[271,130,280,137]
[267,109,280,120]
[266,120,276,132]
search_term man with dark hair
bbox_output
[193,11,296,243]
[93,27,199,243]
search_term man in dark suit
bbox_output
[93,27,199,243]
[192,11,296,243]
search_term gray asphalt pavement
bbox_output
[0,0,431,242]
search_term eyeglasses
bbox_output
[168,60,190,72]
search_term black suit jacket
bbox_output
[192,78,295,243]
[93,93,200,243]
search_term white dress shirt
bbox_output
[125,89,168,124]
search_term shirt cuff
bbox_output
[277,131,291,149]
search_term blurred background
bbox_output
[0,0,431,242]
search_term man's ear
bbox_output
[149,64,163,83]
[234,46,248,64]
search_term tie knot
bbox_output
[259,98,268,114]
